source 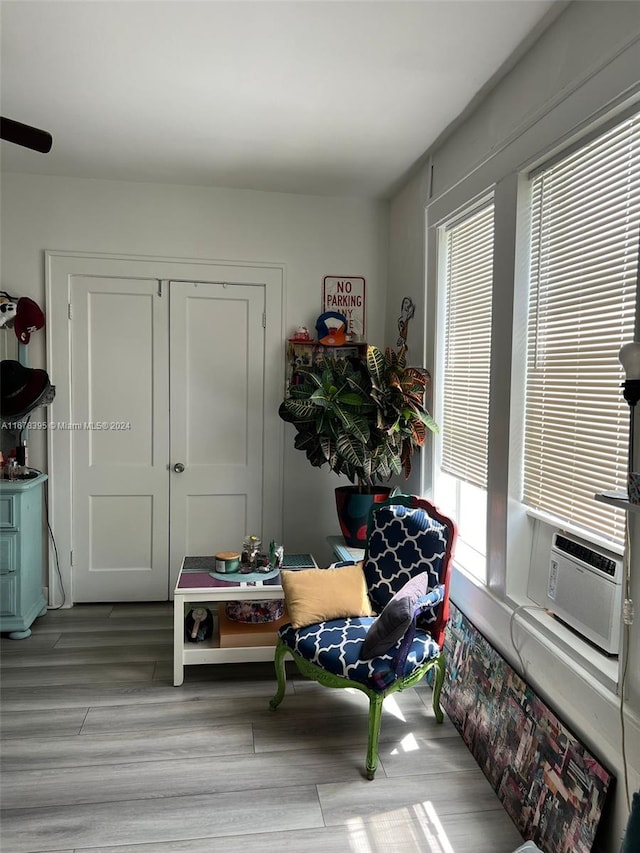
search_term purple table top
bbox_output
[176,571,281,590]
[176,555,318,592]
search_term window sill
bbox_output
[450,567,619,697]
[506,598,619,695]
[451,542,486,584]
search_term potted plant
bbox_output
[278,344,438,546]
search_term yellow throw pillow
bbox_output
[280,563,373,629]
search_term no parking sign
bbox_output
[322,276,366,340]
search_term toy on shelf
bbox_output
[184,607,213,643]
[315,311,348,346]
[290,325,311,342]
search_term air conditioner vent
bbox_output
[554,534,617,578]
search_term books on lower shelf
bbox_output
[218,607,289,648]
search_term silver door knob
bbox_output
[173,463,185,473]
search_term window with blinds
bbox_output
[523,109,640,546]
[441,203,495,489]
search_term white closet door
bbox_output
[70,277,170,601]
[168,281,265,591]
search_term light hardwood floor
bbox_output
[0,603,524,853]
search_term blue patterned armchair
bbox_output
[269,494,457,779]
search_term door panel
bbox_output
[89,495,154,569]
[185,495,247,557]
[169,281,265,591]
[47,253,284,607]
[71,277,169,602]
[69,275,267,601]
[87,290,156,466]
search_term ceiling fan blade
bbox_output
[0,117,52,153]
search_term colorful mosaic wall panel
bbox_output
[442,604,612,853]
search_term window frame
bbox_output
[425,98,640,691]
[520,107,640,550]
[433,194,496,585]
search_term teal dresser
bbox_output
[0,473,48,639]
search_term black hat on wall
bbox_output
[0,360,55,419]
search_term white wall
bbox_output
[389,2,640,849]
[386,167,433,496]
[0,173,389,565]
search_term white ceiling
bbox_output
[1,0,561,198]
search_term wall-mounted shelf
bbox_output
[285,338,367,397]
[595,491,640,513]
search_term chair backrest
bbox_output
[362,494,457,647]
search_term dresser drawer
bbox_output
[0,572,17,616]
[0,494,17,530]
[0,475,47,633]
[0,534,18,574]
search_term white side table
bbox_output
[173,556,316,686]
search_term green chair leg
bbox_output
[431,651,446,724]
[269,639,288,711]
[365,693,385,780]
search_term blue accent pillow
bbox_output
[361,571,444,659]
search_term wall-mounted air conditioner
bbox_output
[546,533,623,655]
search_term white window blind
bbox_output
[524,110,640,545]
[441,203,494,489]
